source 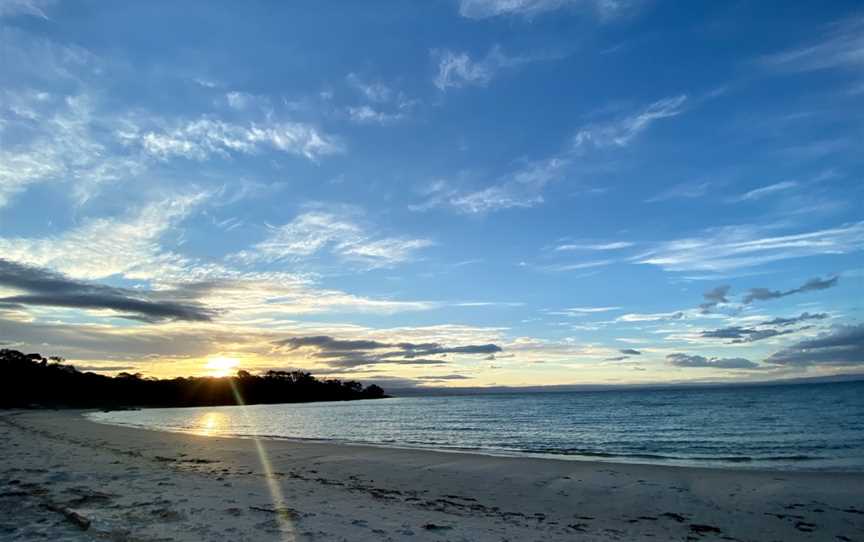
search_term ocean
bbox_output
[88,380,864,471]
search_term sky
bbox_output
[1,0,862,389]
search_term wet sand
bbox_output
[1,409,862,541]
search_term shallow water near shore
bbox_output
[89,380,864,471]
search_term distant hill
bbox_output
[0,349,386,409]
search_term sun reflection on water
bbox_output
[196,412,228,436]
[191,394,297,538]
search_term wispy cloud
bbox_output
[344,73,417,125]
[539,259,614,272]
[636,222,864,272]
[415,95,687,214]
[760,16,864,72]
[572,95,688,150]
[413,157,568,213]
[117,117,343,161]
[0,92,143,207]
[433,45,551,91]
[617,311,684,322]
[645,181,712,203]
[455,301,525,307]
[728,181,798,203]
[547,306,621,317]
[555,241,634,251]
[0,83,340,209]
[457,0,632,20]
[346,73,393,103]
[219,91,274,112]
[231,211,433,268]
[339,238,434,266]
[346,105,407,125]
[189,275,440,317]
[0,0,54,19]
[0,193,207,280]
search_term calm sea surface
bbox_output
[88,381,864,471]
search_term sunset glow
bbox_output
[1,1,861,391]
[205,357,239,378]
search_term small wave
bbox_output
[761,455,820,462]
[523,448,821,463]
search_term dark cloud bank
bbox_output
[667,353,760,369]
[767,324,864,366]
[699,285,731,313]
[699,276,838,313]
[605,348,643,361]
[743,276,838,304]
[671,324,864,371]
[276,335,502,368]
[700,312,828,343]
[0,259,215,323]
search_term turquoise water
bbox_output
[88,381,864,471]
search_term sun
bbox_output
[205,356,239,377]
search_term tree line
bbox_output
[0,349,386,409]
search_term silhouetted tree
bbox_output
[0,349,389,409]
[361,384,385,399]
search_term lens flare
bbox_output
[227,380,298,541]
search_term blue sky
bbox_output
[1,0,862,387]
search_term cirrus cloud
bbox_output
[117,117,342,162]
[230,211,433,268]
[636,222,864,272]
[457,0,632,20]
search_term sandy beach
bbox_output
[1,410,862,542]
